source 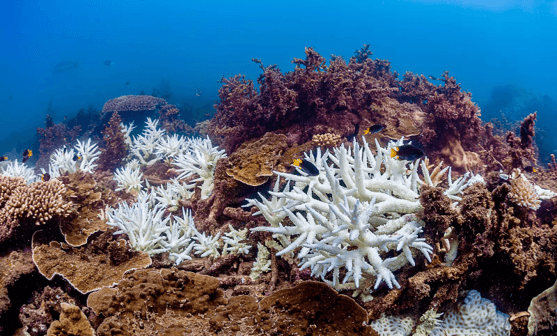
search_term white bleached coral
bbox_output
[0,160,37,183]
[48,139,101,176]
[75,138,100,173]
[130,118,165,165]
[173,136,227,199]
[114,164,144,193]
[431,290,511,336]
[250,137,477,291]
[106,191,170,256]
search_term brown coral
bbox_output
[18,286,79,336]
[0,250,35,318]
[0,179,73,245]
[312,132,341,148]
[58,170,129,246]
[32,231,152,294]
[225,132,289,186]
[46,303,94,336]
[2,179,72,225]
[96,111,128,172]
[527,279,557,335]
[87,268,377,336]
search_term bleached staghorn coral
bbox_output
[152,178,195,212]
[250,138,478,291]
[74,138,100,173]
[106,191,170,256]
[0,160,37,183]
[222,224,251,255]
[120,121,135,147]
[173,136,227,199]
[48,139,101,176]
[107,190,248,264]
[155,134,190,159]
[114,164,144,193]
[130,118,165,165]
[50,147,78,175]
[250,242,272,281]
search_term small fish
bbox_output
[196,88,202,97]
[390,145,424,161]
[125,81,130,85]
[40,173,51,182]
[364,124,384,135]
[53,60,79,73]
[428,75,441,81]
[22,149,32,163]
[524,166,537,173]
[0,156,7,162]
[104,60,114,66]
[73,155,81,161]
[293,158,320,176]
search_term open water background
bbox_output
[1,0,556,160]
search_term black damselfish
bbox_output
[293,158,320,176]
[364,124,384,135]
[22,149,32,163]
[390,145,424,161]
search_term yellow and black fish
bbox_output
[390,145,424,161]
[293,158,320,176]
[22,149,32,163]
[364,124,384,135]
[524,166,537,173]
[0,156,7,162]
[40,173,51,182]
[73,155,81,161]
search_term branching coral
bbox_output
[209,47,398,153]
[172,136,227,199]
[97,111,127,172]
[249,138,478,291]
[36,120,81,172]
[1,179,72,225]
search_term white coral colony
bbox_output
[250,137,479,292]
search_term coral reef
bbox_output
[36,119,82,172]
[209,47,397,154]
[18,286,78,336]
[32,230,152,294]
[0,250,35,320]
[97,111,128,172]
[158,103,192,134]
[2,46,557,336]
[225,132,289,186]
[0,178,73,245]
[46,303,94,336]
[101,95,167,118]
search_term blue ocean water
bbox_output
[1,0,556,160]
